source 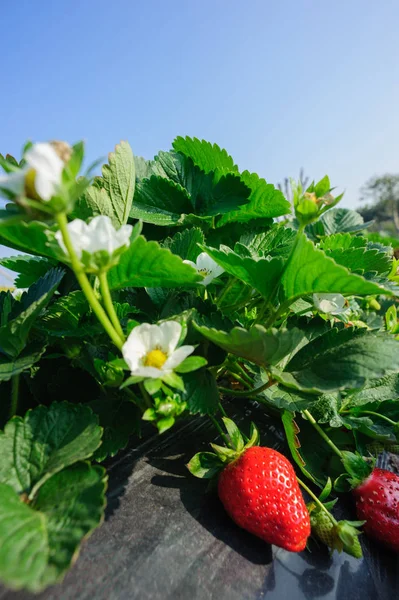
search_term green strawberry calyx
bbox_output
[187,417,260,479]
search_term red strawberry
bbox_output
[217,446,311,551]
[353,468,399,552]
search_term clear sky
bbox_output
[1,0,398,281]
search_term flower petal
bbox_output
[131,365,164,379]
[164,345,195,370]
[0,169,26,195]
[182,259,196,269]
[25,143,64,201]
[158,321,182,353]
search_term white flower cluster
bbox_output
[0,142,64,201]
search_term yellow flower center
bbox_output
[24,168,41,201]
[143,348,168,369]
[198,268,211,275]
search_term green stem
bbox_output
[99,272,125,341]
[296,476,338,526]
[217,277,235,306]
[10,374,20,418]
[231,362,253,385]
[138,382,153,409]
[124,387,147,413]
[303,409,343,459]
[209,415,231,448]
[56,213,124,350]
[226,371,252,390]
[342,409,397,427]
[218,402,228,418]
[218,379,276,398]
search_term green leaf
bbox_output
[239,224,297,259]
[162,372,185,391]
[144,378,162,395]
[131,150,250,225]
[217,171,291,225]
[0,402,102,496]
[261,383,321,412]
[0,221,59,260]
[90,397,140,462]
[314,175,331,197]
[37,290,100,338]
[319,233,368,252]
[201,244,283,300]
[281,232,395,301]
[32,463,106,591]
[163,227,205,261]
[0,255,56,288]
[193,322,305,368]
[183,368,219,414]
[175,355,208,373]
[324,247,392,275]
[0,268,65,358]
[317,208,371,237]
[222,417,244,452]
[172,136,238,174]
[72,186,116,225]
[346,374,399,407]
[187,452,223,479]
[0,341,46,382]
[274,328,399,393]
[96,141,135,226]
[281,411,318,484]
[0,483,48,591]
[108,235,202,290]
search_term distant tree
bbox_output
[358,174,399,234]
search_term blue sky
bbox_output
[1,0,398,281]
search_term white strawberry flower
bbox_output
[0,142,64,201]
[55,215,132,270]
[313,293,346,315]
[183,252,224,286]
[122,321,194,380]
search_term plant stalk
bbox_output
[296,476,338,526]
[10,374,20,418]
[56,213,124,350]
[218,378,276,398]
[209,415,231,448]
[303,409,343,459]
[99,272,125,341]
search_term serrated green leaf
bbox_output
[274,328,399,393]
[108,235,202,290]
[72,185,116,225]
[89,397,140,462]
[173,136,238,174]
[318,208,371,236]
[281,411,318,484]
[193,322,305,368]
[218,171,290,225]
[183,368,219,414]
[319,233,368,252]
[324,247,392,275]
[0,402,102,496]
[261,383,320,412]
[239,225,297,259]
[0,221,59,260]
[31,462,107,591]
[314,175,331,197]
[163,227,205,261]
[346,374,399,407]
[201,244,283,300]
[0,268,64,358]
[187,452,223,479]
[0,255,56,288]
[0,483,48,591]
[131,176,192,225]
[0,341,46,382]
[96,141,135,226]
[37,290,99,338]
[281,233,395,301]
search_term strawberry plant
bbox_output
[0,137,399,592]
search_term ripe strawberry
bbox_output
[217,446,310,552]
[353,468,399,552]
